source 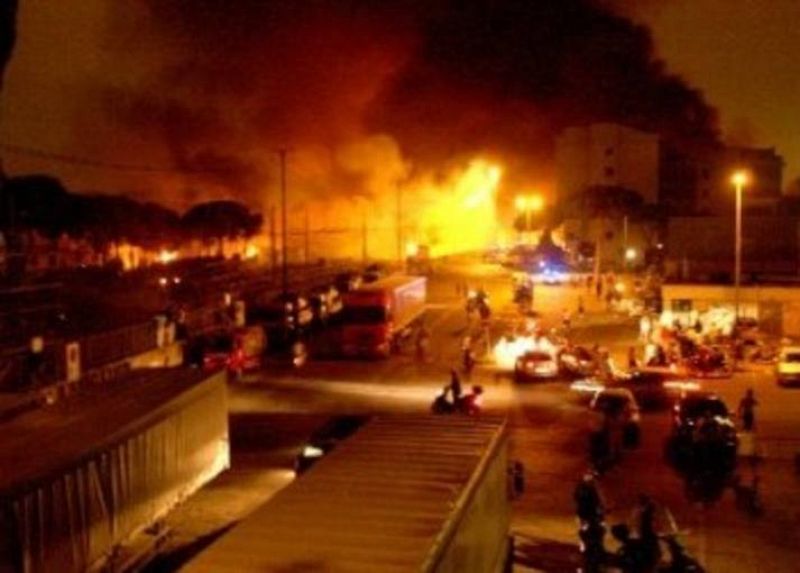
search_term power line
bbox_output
[0,142,227,174]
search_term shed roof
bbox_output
[0,368,224,497]
[184,415,506,573]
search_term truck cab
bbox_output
[338,275,426,358]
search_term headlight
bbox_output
[302,445,324,458]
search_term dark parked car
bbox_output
[669,391,738,470]
[334,272,363,293]
[362,263,385,283]
[248,292,313,350]
[295,415,369,474]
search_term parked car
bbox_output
[616,370,676,411]
[514,350,559,381]
[295,415,369,474]
[184,327,265,376]
[559,345,596,378]
[669,391,738,470]
[248,292,313,350]
[362,263,385,283]
[334,272,362,293]
[589,388,641,446]
[776,345,800,386]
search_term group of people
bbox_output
[575,473,674,571]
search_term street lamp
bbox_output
[731,169,749,323]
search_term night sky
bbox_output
[0,1,797,208]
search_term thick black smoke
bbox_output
[369,0,718,176]
[100,0,718,202]
[0,0,18,90]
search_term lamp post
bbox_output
[731,170,749,323]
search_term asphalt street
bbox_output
[149,259,800,572]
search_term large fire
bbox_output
[409,159,502,257]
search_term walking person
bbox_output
[461,336,475,376]
[415,323,430,362]
[627,346,638,370]
[738,388,758,432]
[634,494,661,568]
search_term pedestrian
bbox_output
[577,296,585,318]
[627,346,638,370]
[562,309,572,332]
[462,335,475,375]
[449,368,463,403]
[595,276,603,299]
[416,324,430,362]
[737,388,758,431]
[639,314,651,342]
[574,472,605,522]
[635,494,661,567]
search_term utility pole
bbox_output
[361,202,368,263]
[396,184,403,263]
[278,148,289,296]
[269,205,277,273]
[304,205,310,264]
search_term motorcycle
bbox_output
[431,385,483,416]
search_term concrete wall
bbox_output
[662,283,800,336]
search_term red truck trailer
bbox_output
[338,275,426,358]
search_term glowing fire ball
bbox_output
[493,335,557,370]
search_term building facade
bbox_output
[556,123,660,204]
[662,283,800,337]
[660,143,784,215]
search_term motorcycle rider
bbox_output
[431,386,455,414]
[458,385,483,415]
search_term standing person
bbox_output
[416,324,430,362]
[461,336,475,375]
[639,314,651,342]
[635,494,661,568]
[738,388,758,431]
[627,346,638,370]
[449,368,463,404]
[562,309,572,333]
[574,472,605,522]
[577,296,585,319]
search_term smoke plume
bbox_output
[93,0,717,209]
[0,0,17,91]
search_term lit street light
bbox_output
[625,247,637,262]
[731,169,749,323]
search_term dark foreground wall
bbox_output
[0,369,229,573]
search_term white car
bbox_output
[776,346,800,386]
